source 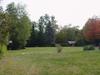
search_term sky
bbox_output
[1,0,100,29]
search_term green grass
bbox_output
[0,47,100,75]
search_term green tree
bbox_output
[27,21,38,47]
[56,25,84,46]
[27,14,58,47]
[6,2,31,49]
[0,8,10,55]
[45,15,57,45]
[56,30,67,44]
[37,16,45,46]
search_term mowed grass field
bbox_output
[0,47,100,75]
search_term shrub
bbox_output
[83,45,95,51]
[55,44,62,53]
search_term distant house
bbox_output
[68,41,76,46]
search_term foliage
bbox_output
[56,25,85,46]
[83,45,95,51]
[6,2,31,49]
[0,2,88,49]
[37,16,45,46]
[0,7,10,56]
[27,14,58,47]
[83,17,100,45]
[45,15,57,45]
[27,22,38,47]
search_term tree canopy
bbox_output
[83,17,100,45]
[6,2,31,49]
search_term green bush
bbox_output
[83,45,95,51]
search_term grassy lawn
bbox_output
[0,47,100,75]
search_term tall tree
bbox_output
[27,21,38,47]
[37,16,45,46]
[83,17,100,45]
[0,8,10,54]
[6,2,31,49]
[27,14,58,47]
[45,15,57,45]
[51,16,58,44]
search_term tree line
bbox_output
[1,2,99,55]
[27,14,58,47]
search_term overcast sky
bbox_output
[1,0,100,28]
